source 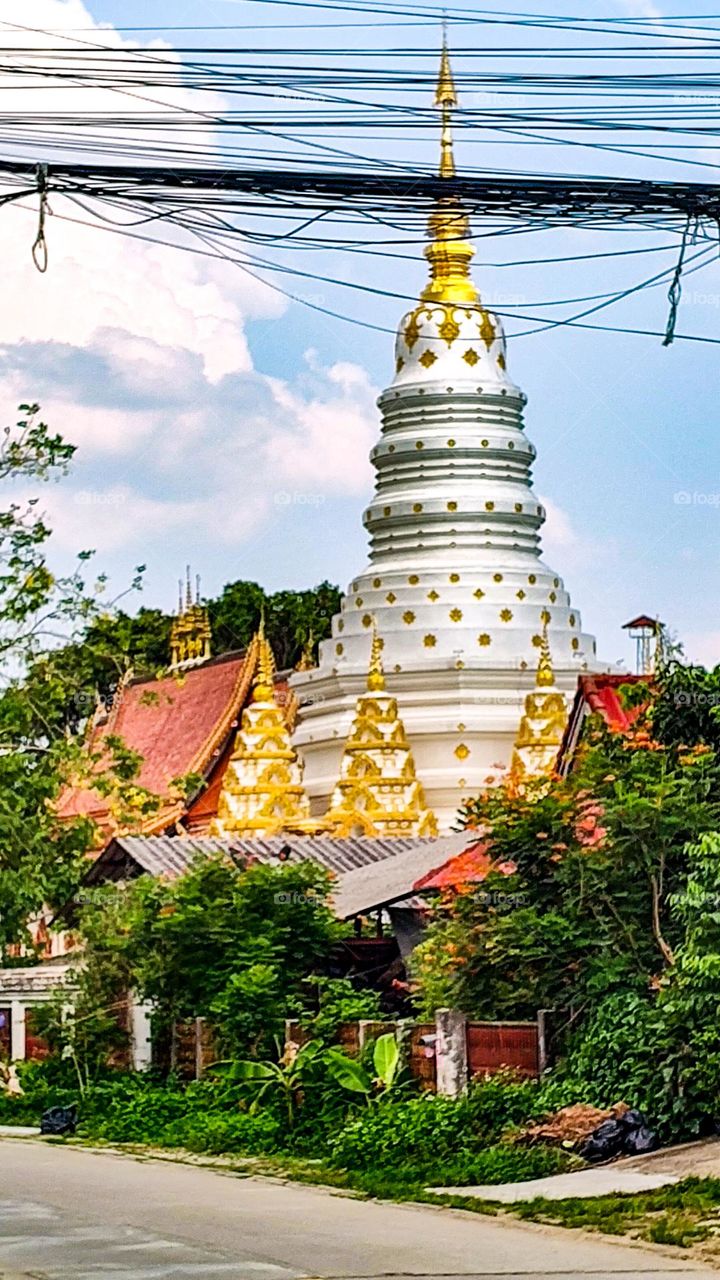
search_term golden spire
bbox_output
[510,622,568,780]
[324,625,438,838]
[536,617,555,689]
[169,567,212,670]
[435,36,458,179]
[210,623,316,839]
[367,619,386,693]
[253,612,276,703]
[421,33,479,307]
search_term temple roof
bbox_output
[58,648,257,836]
[556,672,648,776]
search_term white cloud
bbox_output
[263,360,377,495]
[0,0,283,383]
[539,495,618,571]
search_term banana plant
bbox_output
[210,1039,323,1127]
[324,1032,401,1101]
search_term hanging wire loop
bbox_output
[32,164,51,274]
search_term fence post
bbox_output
[435,1008,468,1097]
[537,1009,549,1075]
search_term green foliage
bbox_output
[509,1176,720,1248]
[288,976,384,1044]
[325,1032,401,1099]
[414,673,720,1023]
[0,404,151,953]
[208,578,341,670]
[211,1040,325,1128]
[328,1089,575,1185]
[71,857,344,1072]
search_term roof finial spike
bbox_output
[436,24,458,179]
[420,30,479,306]
[178,579,183,617]
[536,613,556,689]
[367,618,386,694]
[196,573,201,606]
[253,608,276,703]
[185,564,192,611]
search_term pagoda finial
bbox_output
[536,615,555,689]
[367,619,386,693]
[510,620,567,780]
[253,613,276,704]
[421,32,479,307]
[436,29,458,179]
[169,566,212,670]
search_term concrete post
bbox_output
[129,998,153,1072]
[435,1008,468,1097]
[10,1003,26,1062]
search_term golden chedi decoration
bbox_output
[510,620,568,780]
[211,619,314,838]
[421,37,479,309]
[170,568,212,670]
[324,623,438,837]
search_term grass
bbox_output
[488,1177,720,1249]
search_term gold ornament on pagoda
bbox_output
[211,620,323,838]
[510,621,568,783]
[324,622,438,837]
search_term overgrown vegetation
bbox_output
[413,662,720,1143]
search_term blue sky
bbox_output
[2,0,720,671]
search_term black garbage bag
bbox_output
[40,1105,78,1136]
[580,1108,657,1163]
[579,1117,627,1163]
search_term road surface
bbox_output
[0,1139,717,1279]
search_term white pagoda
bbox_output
[291,42,601,830]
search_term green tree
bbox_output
[414,684,720,1022]
[73,856,345,1062]
[0,405,148,956]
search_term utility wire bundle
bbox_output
[2,2,720,347]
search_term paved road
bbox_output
[0,1139,718,1280]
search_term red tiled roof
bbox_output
[556,672,649,776]
[580,673,645,732]
[413,839,497,891]
[59,649,256,835]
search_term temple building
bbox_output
[290,42,603,829]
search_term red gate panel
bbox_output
[467,1022,539,1079]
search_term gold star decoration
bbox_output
[500,609,513,622]
[463,348,480,366]
[423,634,437,647]
[419,349,437,369]
[450,608,463,622]
[402,611,415,625]
[455,743,470,760]
[478,633,491,646]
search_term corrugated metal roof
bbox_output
[330,834,472,919]
[88,833,471,905]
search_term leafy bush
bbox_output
[289,976,385,1045]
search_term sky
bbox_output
[2,0,720,671]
